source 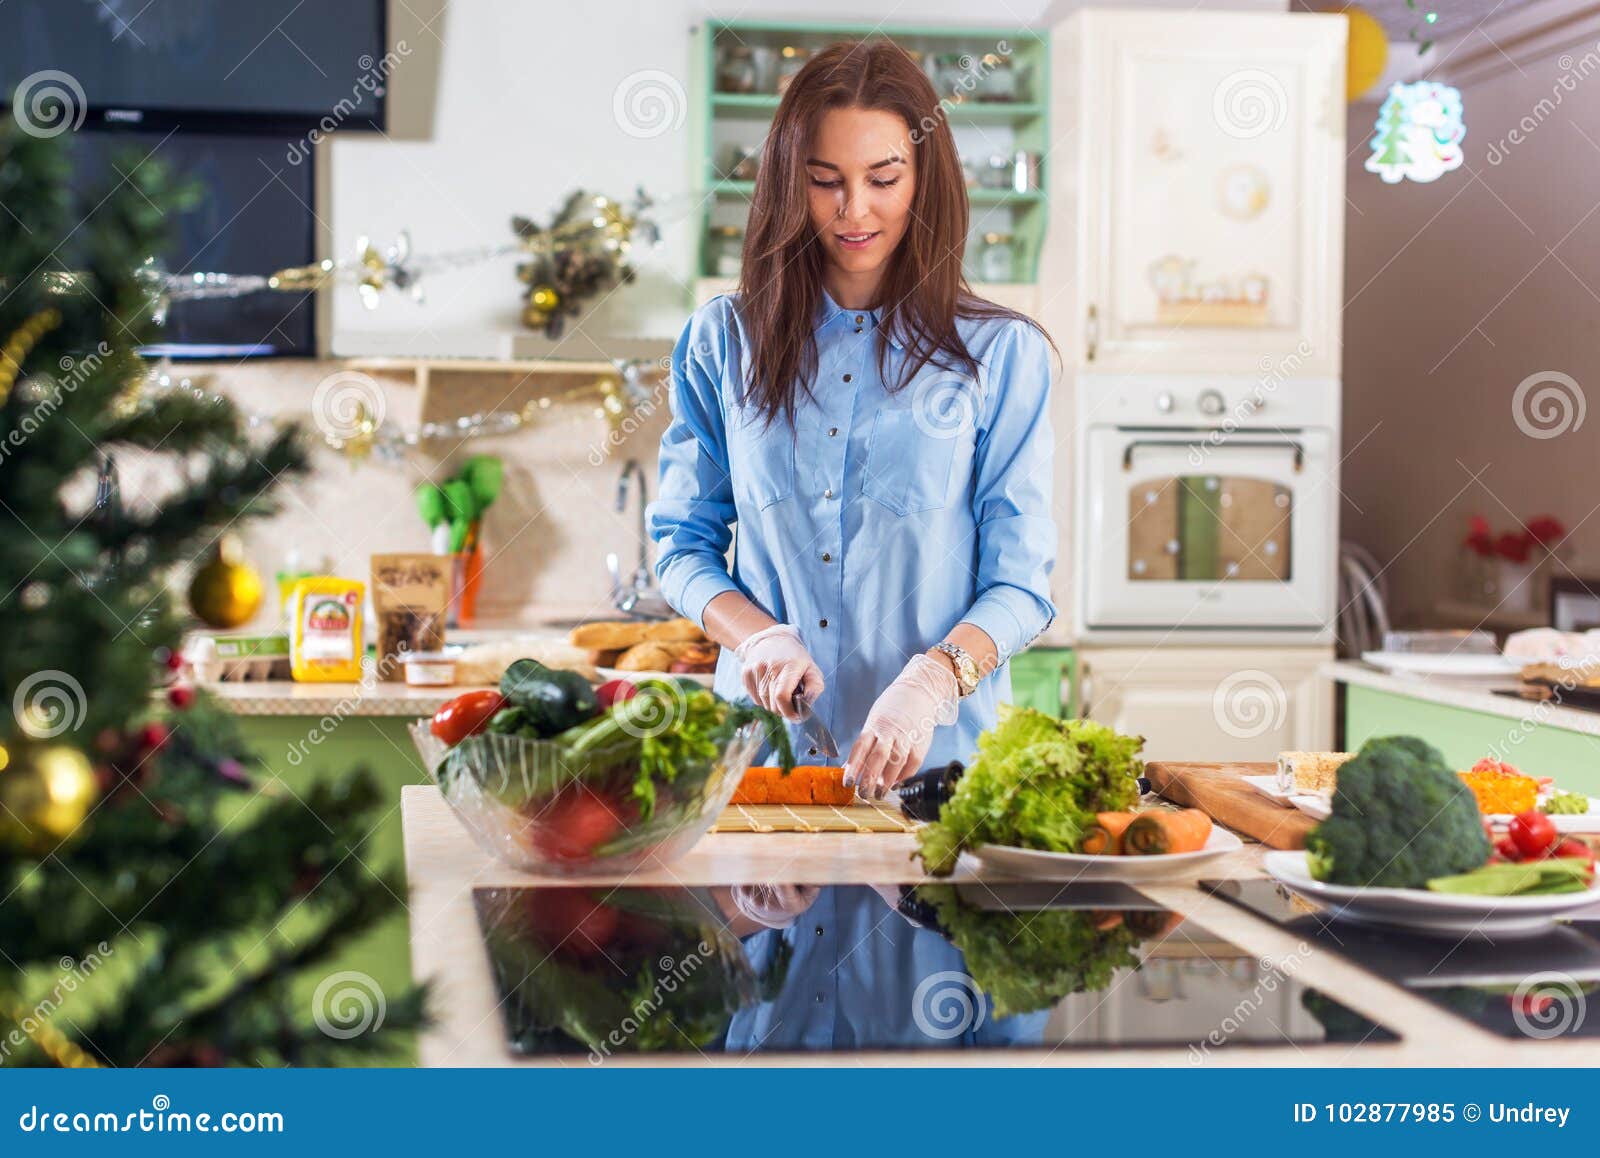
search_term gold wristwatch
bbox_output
[931,641,979,698]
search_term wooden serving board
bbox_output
[712,801,916,834]
[1143,761,1316,850]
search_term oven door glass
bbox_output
[1084,429,1334,629]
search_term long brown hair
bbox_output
[738,39,1050,430]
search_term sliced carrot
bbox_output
[1122,809,1212,855]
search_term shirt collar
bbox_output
[814,287,906,351]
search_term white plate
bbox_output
[966,827,1243,881]
[1243,774,1297,805]
[1360,651,1522,678]
[1486,797,1600,832]
[596,667,715,688]
[1263,850,1600,938]
[1290,794,1331,821]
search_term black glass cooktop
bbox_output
[1205,879,1600,1040]
[471,880,1396,1059]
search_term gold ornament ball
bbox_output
[0,741,98,855]
[188,534,263,629]
[1345,7,1389,102]
[521,303,551,330]
[529,285,561,313]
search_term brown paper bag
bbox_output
[370,554,450,680]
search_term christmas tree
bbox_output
[0,118,425,1065]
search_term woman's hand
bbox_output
[845,653,960,800]
[733,623,823,720]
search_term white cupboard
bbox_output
[1077,645,1335,763]
[1039,9,1347,375]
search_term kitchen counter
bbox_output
[204,678,477,717]
[399,785,1598,1067]
[1326,660,1600,794]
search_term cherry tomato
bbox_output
[430,689,507,746]
[1509,809,1559,859]
[522,783,634,862]
[516,888,621,960]
[1495,836,1523,862]
[595,678,637,711]
[1551,838,1596,869]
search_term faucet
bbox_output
[612,458,673,619]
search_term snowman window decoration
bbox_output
[1365,81,1465,184]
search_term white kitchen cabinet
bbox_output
[1040,10,1346,375]
[1077,645,1334,762]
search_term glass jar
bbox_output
[775,45,810,94]
[708,226,744,278]
[715,44,758,94]
[977,51,1019,102]
[979,153,1014,190]
[723,144,760,182]
[977,232,1016,283]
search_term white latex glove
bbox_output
[733,623,823,721]
[845,653,960,800]
[731,884,821,930]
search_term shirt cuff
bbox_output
[662,557,742,631]
[963,587,1058,665]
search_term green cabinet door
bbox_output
[1008,648,1077,717]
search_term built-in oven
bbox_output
[1073,375,1340,639]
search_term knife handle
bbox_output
[897,759,966,821]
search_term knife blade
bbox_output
[791,687,839,759]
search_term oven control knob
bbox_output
[1155,391,1175,414]
[1197,388,1226,417]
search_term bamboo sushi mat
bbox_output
[711,801,917,833]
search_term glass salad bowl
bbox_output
[408,709,767,878]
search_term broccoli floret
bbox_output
[1304,735,1489,888]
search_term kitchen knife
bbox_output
[791,687,839,759]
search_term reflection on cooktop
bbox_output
[471,881,1396,1059]
[1206,878,1600,1041]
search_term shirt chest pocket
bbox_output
[861,405,965,517]
[725,401,795,510]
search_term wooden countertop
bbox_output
[400,785,1598,1068]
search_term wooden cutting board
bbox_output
[1144,761,1316,850]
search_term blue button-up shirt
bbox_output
[724,886,1048,1053]
[647,289,1057,769]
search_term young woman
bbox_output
[649,40,1057,801]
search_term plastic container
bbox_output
[408,717,765,877]
[288,577,365,682]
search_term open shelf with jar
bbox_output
[689,20,1050,308]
